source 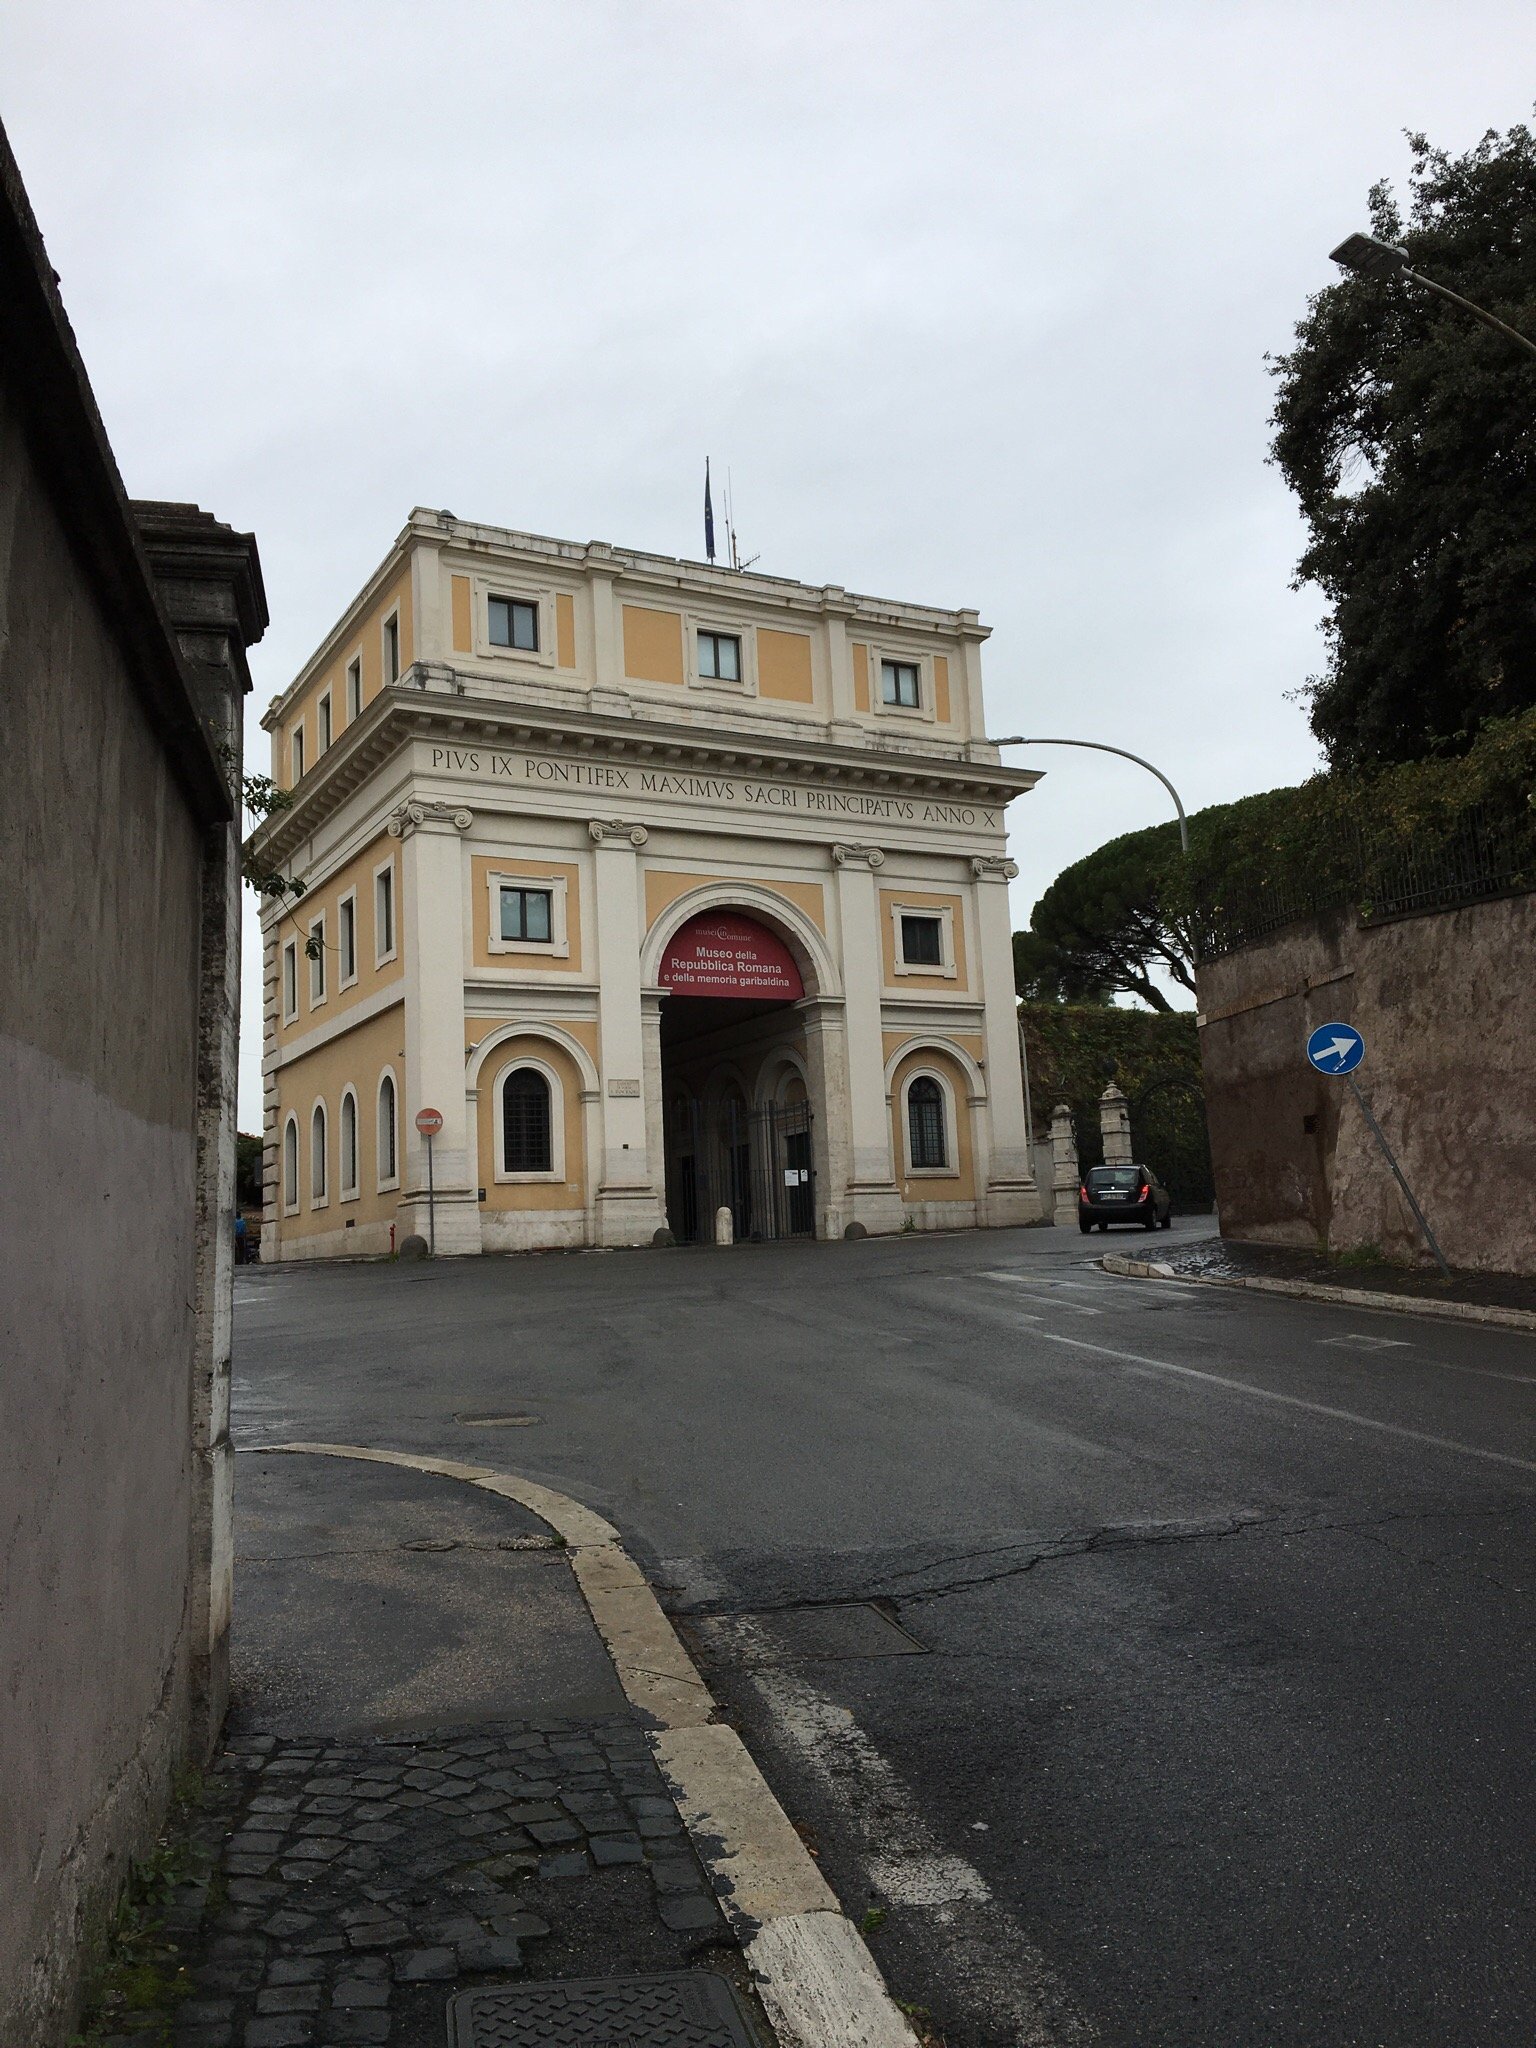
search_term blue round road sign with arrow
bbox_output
[1306,1021,1365,1075]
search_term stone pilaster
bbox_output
[972,854,1045,1226]
[590,820,667,1245]
[830,844,903,1236]
[392,800,481,1254]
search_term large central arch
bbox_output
[643,885,836,1245]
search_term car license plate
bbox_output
[1104,1192,1127,1200]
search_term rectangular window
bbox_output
[346,657,361,721]
[308,917,326,1004]
[318,691,332,752]
[500,886,553,943]
[375,865,395,961]
[900,914,944,967]
[292,726,306,780]
[282,940,297,1021]
[383,613,400,683]
[698,630,741,682]
[489,595,539,651]
[881,659,920,708]
[339,896,357,984]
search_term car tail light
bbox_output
[1079,1185,1088,1201]
[1138,1182,1149,1200]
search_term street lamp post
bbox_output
[1329,232,1536,362]
[989,736,1190,853]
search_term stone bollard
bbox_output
[1050,1102,1079,1226]
[1100,1083,1133,1166]
[714,1205,734,1247]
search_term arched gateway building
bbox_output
[251,510,1045,1258]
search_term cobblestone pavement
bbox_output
[122,1716,745,2048]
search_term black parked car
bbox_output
[1078,1162,1173,1232]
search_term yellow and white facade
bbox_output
[251,509,1044,1258]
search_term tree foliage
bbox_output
[1013,821,1194,1012]
[1271,120,1536,767]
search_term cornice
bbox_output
[246,687,1041,871]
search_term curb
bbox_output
[1099,1255,1536,1332]
[263,1442,917,2048]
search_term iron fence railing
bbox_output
[1197,800,1535,958]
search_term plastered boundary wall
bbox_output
[1196,892,1536,1274]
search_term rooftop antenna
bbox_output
[725,467,760,573]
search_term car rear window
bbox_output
[1088,1168,1141,1189]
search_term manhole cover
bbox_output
[447,1972,758,2047]
[402,1539,459,1552]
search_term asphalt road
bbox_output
[234,1221,1536,2047]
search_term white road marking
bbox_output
[720,1617,1088,2043]
[977,1274,1101,1315]
[1035,1332,1536,1476]
[1318,1335,1412,1351]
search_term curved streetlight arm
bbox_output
[1405,267,1536,361]
[989,736,1189,852]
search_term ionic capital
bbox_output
[588,818,649,847]
[387,799,473,838]
[831,842,886,869]
[971,854,1019,883]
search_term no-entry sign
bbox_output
[415,1107,444,1136]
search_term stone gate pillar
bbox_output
[1050,1101,1079,1225]
[1100,1083,1133,1165]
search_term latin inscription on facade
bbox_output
[425,746,1000,830]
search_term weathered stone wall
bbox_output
[0,119,263,2045]
[1196,893,1536,1273]
[0,376,207,2043]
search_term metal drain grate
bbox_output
[447,1972,758,2047]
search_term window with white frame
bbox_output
[500,1064,556,1176]
[292,725,306,780]
[374,863,396,963]
[338,893,357,987]
[890,900,956,978]
[377,1072,398,1188]
[487,870,568,958]
[282,1115,299,1211]
[310,1102,328,1205]
[308,915,326,1004]
[906,1074,948,1170]
[500,885,552,944]
[698,630,741,682]
[318,690,332,752]
[881,658,921,708]
[346,657,362,722]
[281,939,298,1021]
[900,914,944,967]
[488,594,539,651]
[383,611,400,683]
[339,1089,359,1198]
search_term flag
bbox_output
[704,459,716,563]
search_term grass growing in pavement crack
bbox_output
[69,1767,212,2048]
[859,1907,887,1935]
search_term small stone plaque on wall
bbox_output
[607,1078,641,1097]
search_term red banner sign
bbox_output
[660,911,804,1001]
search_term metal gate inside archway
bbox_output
[663,1096,815,1244]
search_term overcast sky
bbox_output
[4,2,1533,1128]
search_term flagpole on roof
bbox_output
[704,458,716,565]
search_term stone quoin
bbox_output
[249,510,1045,1255]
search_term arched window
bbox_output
[907,1075,947,1169]
[311,1102,328,1204]
[377,1073,398,1187]
[282,1116,299,1211]
[339,1090,358,1197]
[502,1067,552,1173]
